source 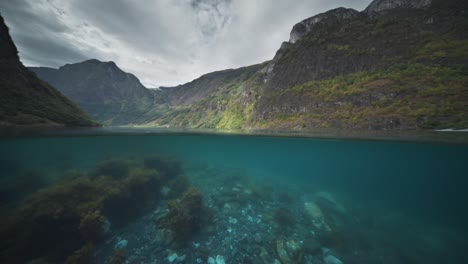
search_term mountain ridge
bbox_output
[30,0,468,130]
[30,59,155,125]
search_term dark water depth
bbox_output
[0,131,467,264]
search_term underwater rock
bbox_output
[322,248,343,264]
[215,255,226,264]
[161,186,171,196]
[303,238,321,255]
[229,217,238,224]
[168,253,178,262]
[324,255,343,264]
[315,192,346,214]
[114,239,128,249]
[101,219,111,233]
[207,257,216,264]
[276,240,304,264]
[155,228,174,246]
[304,201,331,231]
[167,252,186,262]
[259,247,272,264]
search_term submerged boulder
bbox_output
[304,201,332,231]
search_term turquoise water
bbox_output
[1,130,467,263]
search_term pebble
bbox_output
[324,255,343,264]
[114,239,128,249]
[216,255,226,264]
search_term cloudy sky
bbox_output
[0,0,371,87]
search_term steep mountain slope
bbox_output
[30,60,155,125]
[0,15,96,127]
[252,0,468,130]
[142,64,264,129]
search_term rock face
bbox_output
[289,8,361,44]
[0,15,96,126]
[30,60,155,125]
[365,0,432,17]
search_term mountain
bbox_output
[30,60,155,125]
[0,15,96,127]
[31,0,468,130]
[252,0,468,130]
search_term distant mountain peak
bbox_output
[289,8,360,44]
[365,0,432,17]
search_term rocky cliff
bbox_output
[0,14,96,127]
[365,0,432,17]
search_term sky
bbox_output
[0,0,371,87]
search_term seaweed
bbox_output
[162,187,206,242]
[0,156,181,263]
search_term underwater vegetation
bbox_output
[162,187,209,242]
[0,155,191,263]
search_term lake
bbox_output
[0,128,467,264]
